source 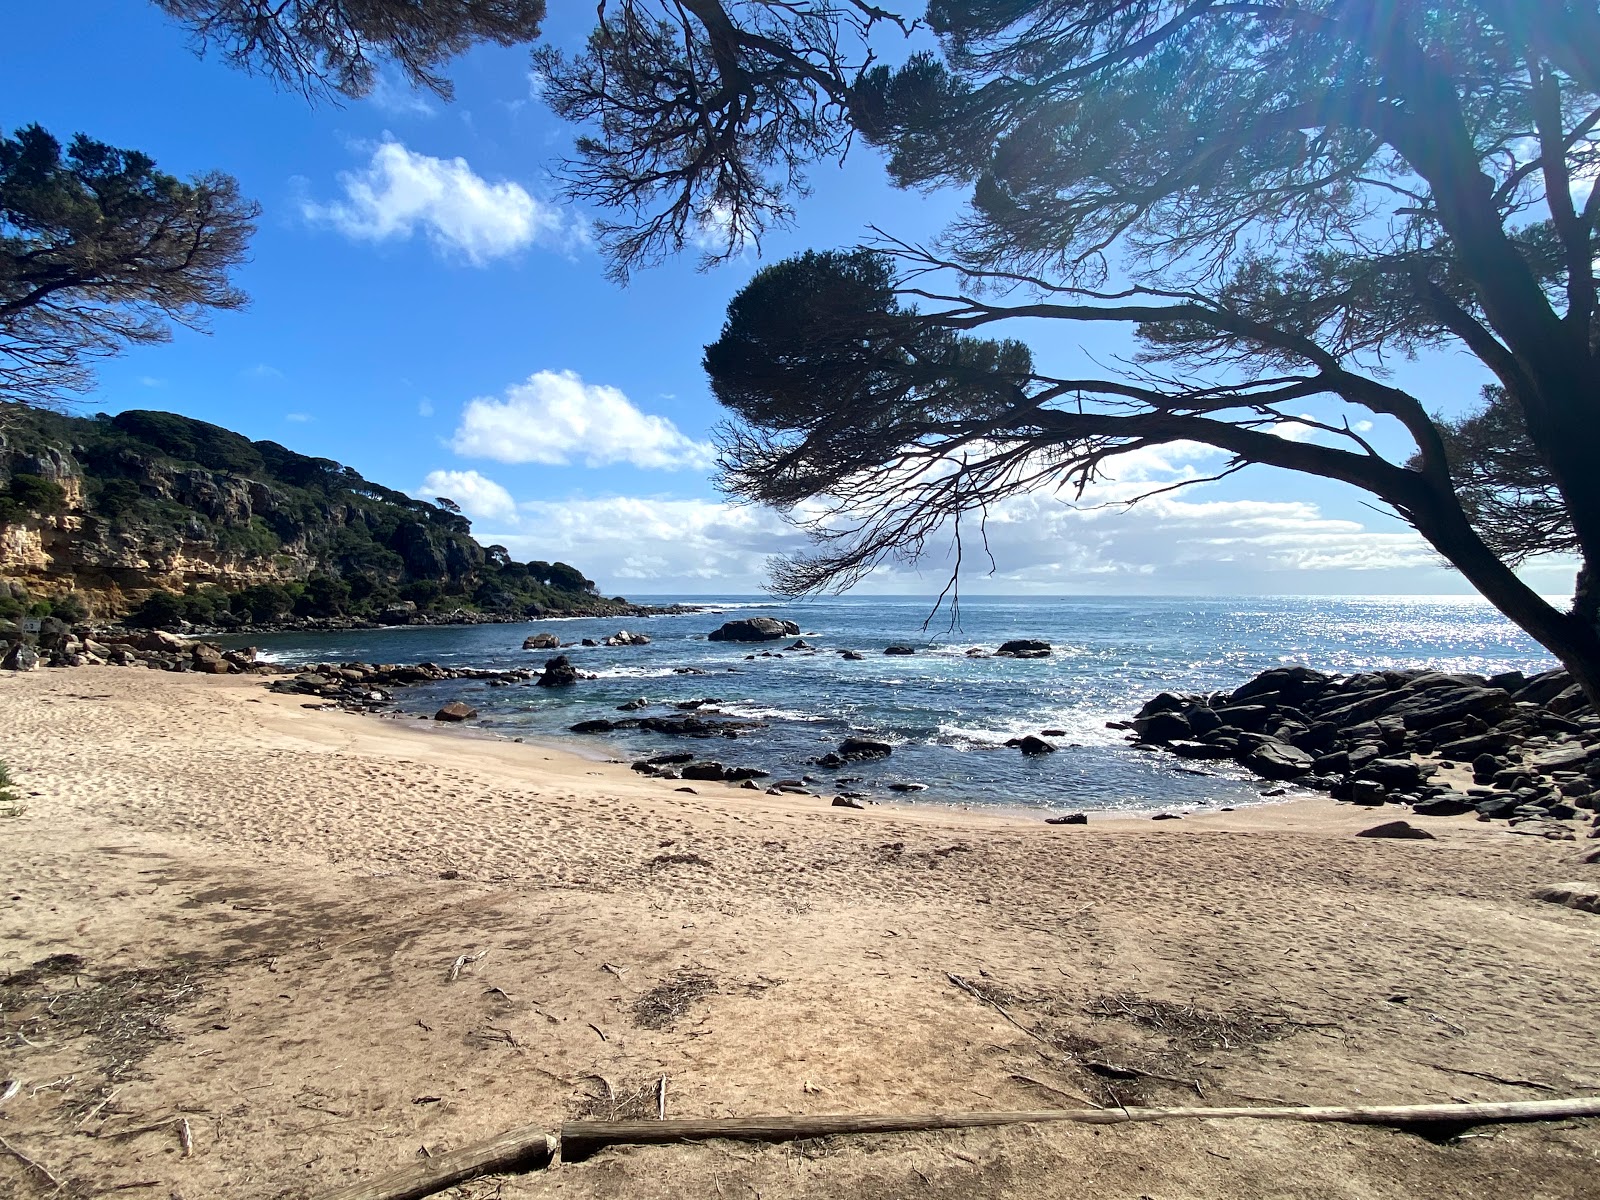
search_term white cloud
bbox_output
[432,445,1483,596]
[484,496,806,589]
[242,363,283,382]
[285,412,312,423]
[418,398,435,418]
[417,469,518,522]
[303,140,578,265]
[366,73,438,118]
[450,369,715,470]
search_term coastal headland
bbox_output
[2,665,1598,1198]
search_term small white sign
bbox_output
[21,618,43,633]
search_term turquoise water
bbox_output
[222,595,1560,816]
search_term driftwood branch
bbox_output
[561,1096,1600,1158]
[313,1095,1600,1197]
[315,1124,555,1200]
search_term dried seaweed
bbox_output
[1087,992,1291,1053]
[631,968,717,1030]
[3,959,208,1079]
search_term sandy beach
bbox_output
[2,665,1598,1199]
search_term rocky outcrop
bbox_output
[1125,664,1600,838]
[997,639,1052,658]
[523,633,560,650]
[536,655,582,688]
[707,617,800,642]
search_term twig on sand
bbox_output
[106,1115,187,1142]
[76,1086,124,1126]
[657,1076,668,1120]
[946,974,1054,1050]
[1431,1065,1555,1092]
[1081,1060,1203,1096]
[1008,1074,1101,1109]
[179,1117,194,1158]
[447,949,489,983]
[0,1131,66,1191]
[588,1022,608,1042]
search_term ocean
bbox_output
[223,594,1560,817]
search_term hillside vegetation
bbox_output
[0,404,627,627]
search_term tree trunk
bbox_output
[1404,480,1600,706]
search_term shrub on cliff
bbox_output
[127,590,186,629]
[0,473,67,522]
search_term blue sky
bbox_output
[3,2,1576,598]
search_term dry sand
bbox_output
[1,666,1598,1199]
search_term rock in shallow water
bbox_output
[707,617,799,642]
[434,701,477,722]
[536,654,581,687]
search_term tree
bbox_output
[544,1,1600,700]
[155,0,547,100]
[1416,385,1578,566]
[1,125,257,405]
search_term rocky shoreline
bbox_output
[145,600,708,637]
[1119,664,1599,839]
[7,618,1597,836]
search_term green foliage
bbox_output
[48,592,88,623]
[1418,386,1578,565]
[1,124,257,404]
[128,589,186,628]
[0,472,68,522]
[214,517,281,559]
[110,410,264,475]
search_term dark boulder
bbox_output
[1514,669,1573,707]
[707,617,800,642]
[1046,813,1088,825]
[522,632,560,650]
[1230,666,1332,706]
[1136,692,1188,719]
[1008,735,1057,756]
[2,643,40,672]
[997,639,1052,658]
[434,701,477,722]
[1411,796,1475,817]
[1357,757,1429,791]
[884,644,917,655]
[1385,685,1513,730]
[572,718,634,734]
[536,655,581,687]
[1243,740,1315,780]
[838,737,894,761]
[1211,704,1272,732]
[1351,779,1387,805]
[1169,739,1235,760]
[1132,710,1192,743]
[1356,820,1435,840]
[832,796,864,809]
